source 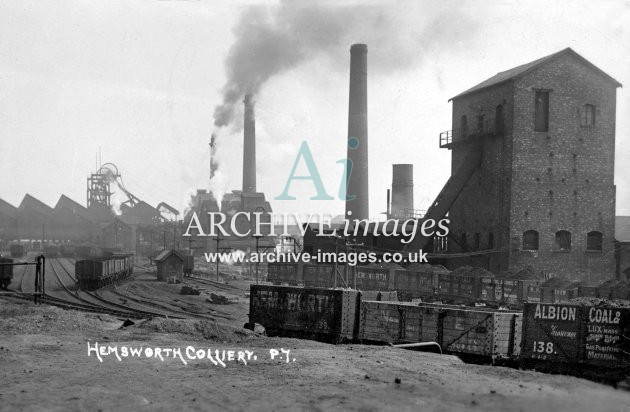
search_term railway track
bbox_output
[108,286,231,320]
[134,263,153,272]
[3,257,229,321]
[17,263,29,293]
[1,291,161,319]
[57,258,217,320]
[185,275,240,292]
[45,258,172,319]
[56,258,185,318]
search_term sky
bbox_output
[0,0,629,219]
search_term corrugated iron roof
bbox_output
[450,48,622,101]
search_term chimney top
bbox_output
[350,44,368,52]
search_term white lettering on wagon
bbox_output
[550,325,576,338]
[588,308,621,324]
[533,304,576,321]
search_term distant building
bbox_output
[17,194,55,241]
[53,195,95,242]
[0,199,17,242]
[154,249,184,282]
[101,218,133,251]
[443,48,621,281]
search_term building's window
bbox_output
[488,232,495,249]
[476,115,485,133]
[523,230,539,251]
[555,230,571,251]
[534,91,549,132]
[461,233,467,248]
[581,104,595,127]
[586,231,603,251]
[460,115,468,138]
[495,105,504,133]
[474,233,480,250]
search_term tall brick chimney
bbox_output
[345,43,369,220]
[242,94,256,193]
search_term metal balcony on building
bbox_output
[439,115,504,149]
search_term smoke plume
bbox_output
[206,1,476,204]
[212,0,476,129]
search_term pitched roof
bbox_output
[18,194,54,217]
[450,48,622,101]
[154,249,184,262]
[0,199,17,218]
[121,201,162,223]
[54,195,92,220]
[617,216,630,242]
[55,194,83,210]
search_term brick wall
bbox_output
[449,81,514,273]
[448,52,618,281]
[509,53,617,281]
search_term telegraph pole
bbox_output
[215,233,221,281]
[253,235,262,284]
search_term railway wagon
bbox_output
[266,261,557,307]
[393,269,436,301]
[75,245,103,259]
[0,257,13,289]
[59,244,76,257]
[267,262,300,285]
[520,302,630,381]
[302,264,336,287]
[10,244,25,258]
[352,265,393,291]
[596,281,630,301]
[359,301,522,362]
[249,285,361,342]
[75,254,134,290]
[539,285,579,303]
[44,244,59,258]
[438,274,495,304]
[494,279,542,306]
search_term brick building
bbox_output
[442,48,621,281]
[616,216,630,280]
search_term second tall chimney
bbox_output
[243,94,256,193]
[345,44,369,221]
[391,164,414,218]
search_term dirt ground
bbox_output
[1,297,630,412]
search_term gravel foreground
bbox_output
[1,298,629,412]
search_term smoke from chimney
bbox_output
[211,2,476,130]
[209,133,218,179]
[206,2,477,208]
